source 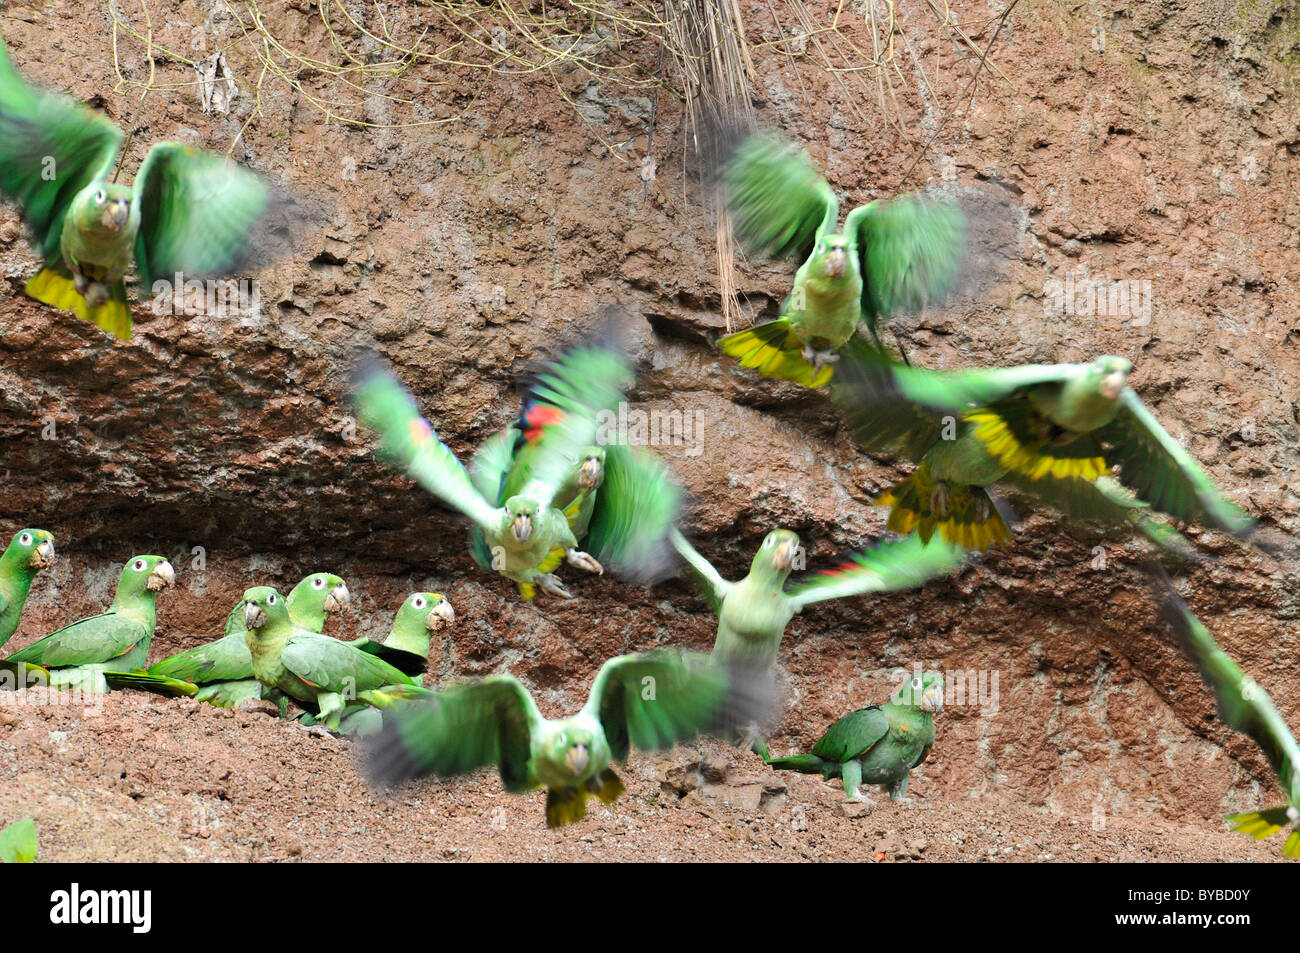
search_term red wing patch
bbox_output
[407,417,434,448]
[521,403,567,444]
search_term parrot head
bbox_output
[241,586,288,631]
[812,236,852,281]
[290,573,351,616]
[117,556,175,599]
[1087,355,1132,401]
[894,671,945,714]
[405,592,455,631]
[542,721,601,784]
[72,182,136,236]
[503,496,539,544]
[577,447,606,490]
[752,529,801,578]
[2,529,55,574]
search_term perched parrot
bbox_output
[0,37,273,339]
[5,556,174,691]
[353,337,678,600]
[107,572,351,705]
[715,130,965,386]
[764,671,944,803]
[831,345,1254,553]
[241,585,417,731]
[671,528,967,673]
[367,648,771,828]
[346,591,454,677]
[1154,577,1300,858]
[0,528,55,650]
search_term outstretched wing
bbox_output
[845,193,966,331]
[468,425,518,506]
[668,528,732,613]
[786,533,967,611]
[830,342,956,462]
[583,445,681,584]
[351,358,501,532]
[131,142,270,288]
[1099,389,1255,537]
[587,649,773,762]
[720,129,838,260]
[366,675,541,793]
[0,39,122,259]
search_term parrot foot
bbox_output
[843,789,875,806]
[565,549,603,575]
[299,724,334,739]
[800,344,840,373]
[71,268,89,296]
[83,281,109,307]
[535,573,573,599]
[929,482,951,519]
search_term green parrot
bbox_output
[0,528,55,650]
[0,817,37,863]
[831,344,1253,553]
[0,37,272,340]
[347,591,454,677]
[765,670,944,803]
[671,528,967,672]
[241,585,417,731]
[354,339,677,600]
[1155,577,1300,858]
[108,572,352,706]
[5,556,175,691]
[715,130,965,386]
[367,648,771,828]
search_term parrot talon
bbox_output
[536,573,573,599]
[800,344,840,373]
[83,282,108,307]
[71,269,89,296]
[929,482,951,519]
[565,549,603,575]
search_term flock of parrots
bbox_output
[0,33,1296,853]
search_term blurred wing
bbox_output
[587,649,773,762]
[811,706,890,762]
[830,342,951,461]
[1100,389,1254,536]
[0,39,121,258]
[131,142,270,287]
[6,612,144,667]
[147,632,250,682]
[0,817,37,864]
[583,445,681,584]
[366,675,540,793]
[787,533,966,610]
[281,632,413,694]
[468,425,518,505]
[668,528,732,613]
[846,193,966,328]
[721,130,837,260]
[351,358,501,531]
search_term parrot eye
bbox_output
[911,676,923,690]
[763,536,776,549]
[267,593,278,605]
[132,559,146,571]
[18,532,31,546]
[312,577,325,589]
[413,596,427,610]
[94,189,106,204]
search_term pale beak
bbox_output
[244,601,266,630]
[426,597,456,630]
[1099,370,1127,400]
[824,247,847,279]
[578,456,603,490]
[30,539,55,570]
[104,199,130,231]
[324,583,351,614]
[147,560,175,592]
[512,514,533,544]
[565,744,590,775]
[773,538,796,572]
[922,684,944,714]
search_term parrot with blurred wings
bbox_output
[671,527,967,673]
[830,345,1254,554]
[367,648,772,828]
[715,130,966,386]
[106,572,352,705]
[0,528,55,650]
[765,670,944,803]
[0,37,273,340]
[241,586,418,731]
[1154,577,1300,858]
[5,555,175,692]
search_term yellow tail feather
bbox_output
[965,408,1109,481]
[26,268,132,340]
[718,323,833,388]
[545,789,589,828]
[588,770,626,805]
[876,467,1011,552]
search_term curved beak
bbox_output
[244,600,266,630]
[565,744,590,776]
[324,583,351,614]
[773,538,797,572]
[824,247,847,279]
[104,198,130,231]
[426,597,456,630]
[147,560,175,592]
[921,683,944,714]
[578,456,603,490]
[1099,370,1127,401]
[29,539,55,570]
[511,514,533,544]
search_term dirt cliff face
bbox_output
[1,0,1299,851]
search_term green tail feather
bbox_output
[102,670,199,697]
[765,753,829,775]
[26,266,132,340]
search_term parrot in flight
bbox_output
[5,555,175,692]
[0,37,274,340]
[764,670,944,803]
[830,344,1255,554]
[346,591,454,677]
[714,130,966,386]
[671,527,967,673]
[366,648,772,828]
[353,335,679,600]
[241,585,418,731]
[107,572,352,705]
[1153,575,1300,858]
[0,528,55,650]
